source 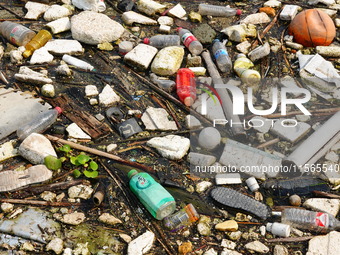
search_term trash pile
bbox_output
[0,0,339,254]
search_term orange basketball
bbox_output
[288,9,336,47]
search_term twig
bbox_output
[313,190,340,199]
[256,138,280,149]
[266,236,318,243]
[23,179,87,195]
[0,198,81,207]
[0,3,23,19]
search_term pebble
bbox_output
[46,17,71,34]
[10,49,23,64]
[221,239,236,249]
[188,152,216,166]
[227,231,242,241]
[196,181,212,193]
[85,85,98,97]
[99,84,121,107]
[73,242,90,255]
[46,238,64,255]
[236,41,252,54]
[89,98,98,105]
[215,220,238,232]
[56,63,72,76]
[241,13,271,25]
[203,248,217,255]
[335,18,340,27]
[98,213,122,225]
[141,107,177,131]
[222,24,257,42]
[303,198,340,216]
[122,11,157,25]
[260,225,266,236]
[15,66,53,85]
[63,248,72,255]
[68,184,93,199]
[151,46,184,76]
[127,231,155,255]
[168,3,186,19]
[198,127,221,150]
[274,245,289,255]
[186,54,202,67]
[157,16,173,26]
[197,222,211,236]
[280,5,300,20]
[248,42,271,62]
[44,4,71,21]
[286,41,304,50]
[55,212,86,225]
[307,231,340,255]
[159,25,170,33]
[189,11,202,23]
[264,0,282,8]
[44,39,84,55]
[289,194,301,206]
[107,144,118,152]
[185,115,202,129]
[1,203,14,213]
[124,44,158,70]
[119,233,132,243]
[245,241,270,254]
[221,249,242,255]
[25,1,49,20]
[40,191,57,202]
[41,84,55,98]
[66,123,91,140]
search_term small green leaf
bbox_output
[44,155,62,171]
[89,161,98,171]
[76,154,90,165]
[73,169,82,178]
[59,144,71,153]
[70,156,78,165]
[84,170,98,178]
[60,157,67,162]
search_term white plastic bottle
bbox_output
[198,4,242,17]
[62,54,95,71]
[17,107,62,140]
[143,35,180,48]
[212,39,232,73]
[177,27,203,55]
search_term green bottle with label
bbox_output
[128,169,176,220]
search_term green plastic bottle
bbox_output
[128,169,176,220]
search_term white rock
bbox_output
[46,17,71,34]
[158,16,174,26]
[72,0,102,12]
[46,238,64,255]
[147,135,190,160]
[98,84,121,107]
[198,127,221,150]
[89,98,98,105]
[188,152,216,166]
[316,8,337,18]
[222,24,257,42]
[30,47,54,64]
[19,133,57,164]
[15,66,53,85]
[141,107,177,131]
[196,181,212,193]
[245,241,269,254]
[274,245,289,255]
[0,140,18,162]
[185,115,202,129]
[21,242,35,251]
[168,3,187,19]
[98,213,122,225]
[309,0,335,6]
[260,225,266,236]
[66,123,91,140]
[264,0,282,8]
[85,85,98,97]
[41,84,55,98]
[248,42,271,62]
[270,119,311,143]
[303,198,340,216]
[44,5,71,21]
[203,248,217,255]
[280,5,300,20]
[55,212,86,225]
[221,239,236,249]
[306,231,340,255]
[25,1,49,20]
[215,173,242,185]
[151,46,184,76]
[236,41,252,54]
[68,185,93,199]
[10,49,23,64]
[221,249,243,255]
[335,18,340,27]
[137,0,166,16]
[56,63,72,76]
[286,41,303,50]
[122,11,157,25]
[325,151,339,162]
[44,39,84,55]
[241,13,271,25]
[124,44,158,70]
[120,233,132,243]
[316,46,340,58]
[1,203,14,213]
[249,116,272,133]
[73,242,90,255]
[197,222,211,236]
[40,191,57,202]
[159,25,171,34]
[63,248,72,255]
[107,143,118,152]
[71,11,125,44]
[127,231,155,255]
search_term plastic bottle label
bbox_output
[9,26,29,45]
[214,49,228,59]
[136,176,151,189]
[315,212,329,228]
[182,32,196,48]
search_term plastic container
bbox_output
[266,222,291,237]
[177,27,203,55]
[23,30,52,58]
[16,107,62,141]
[164,204,199,231]
[176,68,197,106]
[118,41,134,55]
[212,39,232,73]
[281,208,340,233]
[143,35,180,49]
[62,54,95,71]
[233,54,261,85]
[198,4,241,17]
[0,21,36,46]
[128,169,176,220]
[245,177,260,192]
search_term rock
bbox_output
[264,0,282,8]
[296,115,311,122]
[98,84,121,107]
[189,67,206,76]
[137,0,166,16]
[119,233,132,243]
[127,231,155,255]
[19,133,57,164]
[151,46,184,76]
[41,84,55,98]
[66,123,91,139]
[73,242,90,255]
[203,248,217,255]
[335,18,340,27]
[192,24,217,44]
[215,173,242,185]
[222,24,257,42]
[98,42,113,51]
[189,11,202,23]
[29,47,54,64]
[40,191,56,202]
[141,107,177,131]
[270,120,311,143]
[157,16,173,26]
[196,181,212,193]
[21,242,35,251]
[89,98,98,105]
[188,152,216,166]
[325,151,339,162]
[274,245,289,255]
[221,239,236,249]
[106,143,117,152]
[289,194,302,206]
[124,44,158,70]
[286,41,304,50]
[44,5,71,21]
[241,13,271,25]
[309,0,335,6]
[215,220,238,232]
[122,11,157,25]
[46,238,64,254]
[245,241,270,254]
[98,213,122,225]
[71,11,125,44]
[55,212,86,225]
[85,85,98,97]
[56,64,72,76]
[44,39,84,55]
[14,66,52,85]
[236,41,252,54]
[221,249,243,255]
[25,1,49,20]
[303,198,340,216]
[158,24,171,33]
[260,225,266,236]
[198,127,221,150]
[68,185,93,199]
[306,231,340,255]
[249,116,272,133]
[185,115,202,129]
[197,222,211,236]
[280,5,300,20]
[10,49,23,64]
[46,17,71,34]
[248,42,271,62]
[1,203,14,213]
[168,3,186,19]
[63,248,72,255]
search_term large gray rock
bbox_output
[44,39,84,55]
[306,231,340,255]
[303,198,340,216]
[71,11,125,44]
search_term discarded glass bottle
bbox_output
[143,35,181,48]
[164,204,199,231]
[16,107,62,141]
[281,208,340,233]
[23,30,52,58]
[0,21,36,46]
[128,169,176,220]
[212,39,232,73]
[177,27,203,55]
[176,68,197,106]
[198,4,241,17]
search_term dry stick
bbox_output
[0,3,23,19]
[256,138,280,149]
[24,179,86,195]
[313,190,340,199]
[45,134,155,173]
[266,236,318,243]
[0,198,81,207]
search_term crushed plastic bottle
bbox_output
[176,68,197,106]
[198,4,242,17]
[23,30,52,58]
[212,39,232,73]
[233,54,261,85]
[164,204,199,231]
[0,21,36,47]
[143,35,180,49]
[177,27,203,55]
[16,107,62,141]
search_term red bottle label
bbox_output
[315,212,329,228]
[182,33,196,48]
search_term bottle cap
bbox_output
[128,169,138,179]
[184,97,194,107]
[245,176,259,192]
[236,9,242,16]
[143,38,150,44]
[176,27,183,32]
[22,50,32,58]
[55,107,63,115]
[266,222,290,237]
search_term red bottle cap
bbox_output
[143,38,150,44]
[236,9,242,16]
[176,27,183,32]
[55,107,63,115]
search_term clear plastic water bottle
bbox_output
[16,107,62,140]
[143,35,180,49]
[281,208,340,233]
[198,4,242,17]
[177,27,203,55]
[0,21,36,46]
[212,39,232,73]
[176,68,197,106]
[164,204,199,232]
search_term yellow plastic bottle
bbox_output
[23,30,52,58]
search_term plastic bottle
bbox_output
[150,73,176,92]
[128,169,176,220]
[16,107,62,141]
[164,204,199,231]
[176,68,197,106]
[118,41,134,55]
[266,222,291,237]
[212,39,232,73]
[0,21,36,47]
[62,54,95,71]
[281,208,340,233]
[177,27,203,55]
[23,30,52,58]
[233,54,261,85]
[143,35,181,49]
[198,4,242,17]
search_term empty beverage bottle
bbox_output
[176,68,197,107]
[0,21,36,46]
[198,4,242,17]
[23,30,52,58]
[164,204,199,231]
[281,208,340,233]
[62,54,95,71]
[143,35,180,49]
[177,27,203,55]
[128,169,176,220]
[212,39,232,73]
[17,107,62,140]
[233,54,261,85]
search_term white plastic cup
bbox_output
[266,222,291,237]
[245,176,259,192]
